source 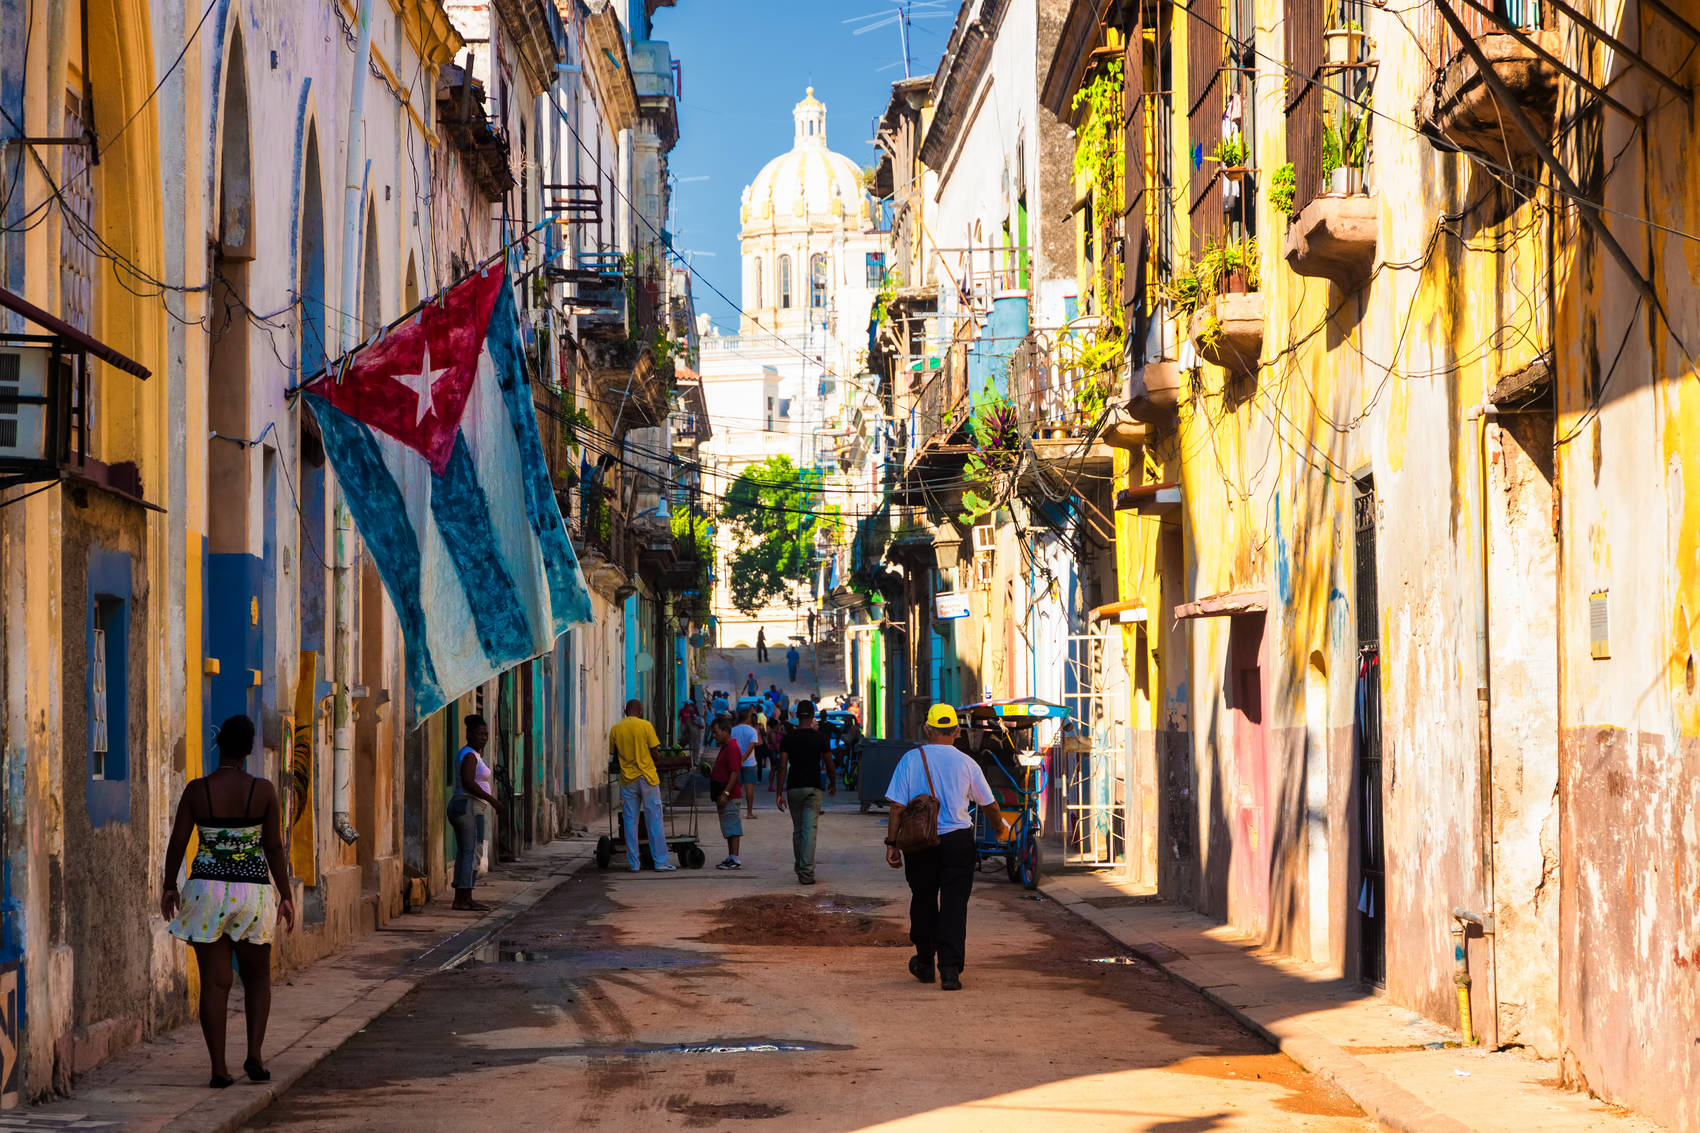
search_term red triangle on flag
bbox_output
[306,268,506,474]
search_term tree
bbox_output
[718,455,840,616]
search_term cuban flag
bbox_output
[304,265,592,727]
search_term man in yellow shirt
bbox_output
[609,699,686,871]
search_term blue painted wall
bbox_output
[86,546,132,826]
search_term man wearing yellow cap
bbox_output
[883,703,997,991]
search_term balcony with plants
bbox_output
[573,252,682,431]
[1275,0,1380,287]
[1170,235,1263,374]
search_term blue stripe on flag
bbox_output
[486,278,594,630]
[303,393,446,714]
[431,433,537,663]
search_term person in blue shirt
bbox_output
[712,691,729,717]
[786,643,801,682]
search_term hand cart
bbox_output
[958,698,1072,890]
[594,747,707,869]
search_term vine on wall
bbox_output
[1066,58,1127,420]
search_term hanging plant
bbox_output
[1269,162,1297,217]
[1070,58,1127,346]
[959,396,1022,523]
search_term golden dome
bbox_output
[740,90,866,232]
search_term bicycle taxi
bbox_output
[956,697,1073,889]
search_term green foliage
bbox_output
[958,397,1022,524]
[1071,60,1127,342]
[718,455,841,615]
[1211,136,1250,168]
[872,271,905,332]
[1269,162,1297,217]
[1321,124,1344,186]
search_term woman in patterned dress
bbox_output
[161,715,295,1088]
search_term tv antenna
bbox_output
[843,0,953,80]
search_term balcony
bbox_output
[575,488,634,595]
[435,66,513,202]
[1191,292,1265,374]
[631,40,679,151]
[1284,193,1379,288]
[1008,334,1116,492]
[1128,362,1183,426]
[1414,3,1560,166]
[571,252,630,342]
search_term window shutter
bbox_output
[1285,0,1325,216]
[1186,0,1226,257]
[1124,9,1147,350]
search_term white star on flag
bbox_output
[396,342,449,426]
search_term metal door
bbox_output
[1062,630,1127,866]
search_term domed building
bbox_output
[699,89,887,652]
[737,89,881,340]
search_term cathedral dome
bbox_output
[740,89,870,229]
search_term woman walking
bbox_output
[160,715,294,1088]
[449,714,505,910]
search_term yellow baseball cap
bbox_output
[925,703,959,729]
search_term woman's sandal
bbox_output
[244,1056,270,1082]
[209,1073,234,1089]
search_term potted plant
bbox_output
[1210,136,1252,181]
[1324,19,1365,65]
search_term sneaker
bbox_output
[797,875,816,886]
[715,859,742,870]
[655,862,679,872]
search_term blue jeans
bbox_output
[448,795,485,890]
[786,787,823,880]
[620,779,672,870]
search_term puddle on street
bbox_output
[548,1039,850,1057]
[455,942,711,969]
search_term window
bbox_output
[810,254,828,309]
[86,547,131,825]
[62,91,97,454]
[752,256,763,307]
[778,255,793,308]
[866,252,885,289]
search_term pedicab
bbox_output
[957,698,1072,890]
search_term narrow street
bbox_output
[248,801,1371,1132]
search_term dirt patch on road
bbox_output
[665,1096,791,1125]
[696,893,909,948]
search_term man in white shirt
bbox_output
[730,709,760,820]
[883,703,998,991]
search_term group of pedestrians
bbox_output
[155,687,994,1091]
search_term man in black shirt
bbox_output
[775,701,836,885]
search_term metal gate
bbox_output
[1061,630,1127,866]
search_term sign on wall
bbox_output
[935,592,970,620]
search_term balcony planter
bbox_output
[1221,165,1250,183]
[1128,361,1183,425]
[1284,192,1380,290]
[1328,165,1364,195]
[1415,31,1562,166]
[1190,292,1265,373]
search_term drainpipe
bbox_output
[1451,907,1495,1045]
[328,0,374,847]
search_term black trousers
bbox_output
[904,828,977,972]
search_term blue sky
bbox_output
[651,1,953,331]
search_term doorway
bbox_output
[1352,480,1385,985]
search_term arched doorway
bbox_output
[205,27,260,767]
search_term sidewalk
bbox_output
[1040,869,1663,1133]
[10,839,595,1133]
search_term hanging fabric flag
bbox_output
[304,267,593,727]
[288,650,317,884]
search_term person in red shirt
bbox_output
[708,718,745,869]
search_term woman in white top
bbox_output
[449,714,505,910]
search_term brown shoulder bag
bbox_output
[890,749,941,853]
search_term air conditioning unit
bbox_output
[974,557,993,587]
[0,345,61,465]
[971,524,996,555]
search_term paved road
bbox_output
[247,801,1375,1132]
